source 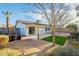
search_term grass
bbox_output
[42,36,67,45]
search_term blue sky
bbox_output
[0,3,77,27]
[0,3,36,25]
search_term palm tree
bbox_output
[2,11,12,35]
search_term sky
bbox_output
[0,3,77,27]
[0,3,37,25]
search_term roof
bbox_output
[16,20,50,26]
[0,24,14,28]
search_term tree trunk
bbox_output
[50,25,55,46]
[58,26,61,34]
[6,17,9,35]
[37,26,39,40]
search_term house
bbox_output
[15,20,51,36]
[0,24,14,34]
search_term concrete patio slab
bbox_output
[7,39,53,56]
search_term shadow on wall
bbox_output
[16,23,26,37]
[20,28,26,37]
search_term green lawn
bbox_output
[42,36,67,45]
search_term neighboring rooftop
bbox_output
[0,24,14,28]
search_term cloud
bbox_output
[23,4,77,27]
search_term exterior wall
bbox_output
[25,26,29,36]
[39,28,46,34]
[35,27,46,34]
[38,27,50,34]
[25,25,50,36]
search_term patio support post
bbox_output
[36,20,40,40]
[37,26,39,40]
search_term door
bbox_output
[29,27,35,34]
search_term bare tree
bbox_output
[23,3,73,46]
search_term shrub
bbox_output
[0,35,9,46]
[47,47,79,56]
[0,48,22,56]
[71,41,79,48]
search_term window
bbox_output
[45,27,50,31]
[48,28,50,31]
[45,27,48,31]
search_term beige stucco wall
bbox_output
[24,24,50,36]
